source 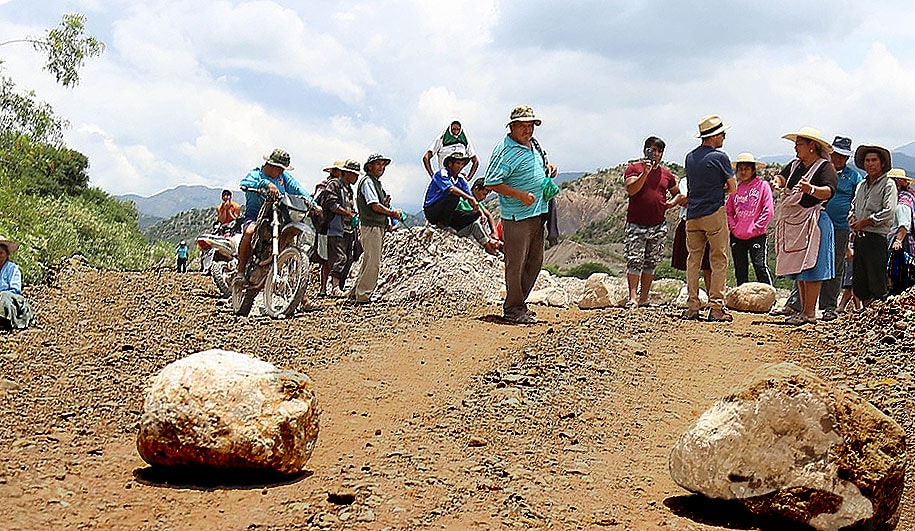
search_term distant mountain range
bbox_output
[761,143,915,175]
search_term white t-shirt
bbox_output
[427,136,476,170]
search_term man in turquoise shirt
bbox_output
[484,105,558,324]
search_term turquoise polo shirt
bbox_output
[484,135,548,221]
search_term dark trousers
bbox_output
[819,227,849,311]
[730,234,772,285]
[853,231,889,302]
[502,216,545,319]
[424,195,478,232]
[328,231,361,282]
[176,257,187,273]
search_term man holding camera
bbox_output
[623,136,681,308]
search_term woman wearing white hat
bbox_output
[774,127,838,325]
[0,236,35,330]
[725,153,774,286]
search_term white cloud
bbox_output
[3,0,915,211]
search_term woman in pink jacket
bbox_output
[726,153,774,285]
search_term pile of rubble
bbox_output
[373,226,506,303]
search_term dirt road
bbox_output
[0,262,910,530]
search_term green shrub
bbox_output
[565,262,612,279]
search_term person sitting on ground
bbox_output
[726,153,774,286]
[468,178,499,241]
[623,135,682,308]
[423,151,502,254]
[423,120,479,181]
[0,236,35,330]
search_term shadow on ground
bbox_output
[133,466,312,491]
[664,495,817,531]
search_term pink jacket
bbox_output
[726,177,774,240]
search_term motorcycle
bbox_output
[196,220,242,298]
[232,188,314,318]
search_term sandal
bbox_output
[821,310,838,322]
[624,300,638,309]
[785,313,807,326]
[680,309,700,321]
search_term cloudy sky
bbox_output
[2,0,915,211]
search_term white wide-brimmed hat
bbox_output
[782,127,834,154]
[0,235,20,255]
[731,152,766,170]
[695,114,730,138]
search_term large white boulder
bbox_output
[670,362,905,530]
[725,282,777,313]
[137,349,320,474]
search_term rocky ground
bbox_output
[0,250,913,530]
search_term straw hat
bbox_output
[731,152,766,170]
[323,160,345,173]
[887,168,915,183]
[0,235,20,255]
[854,145,892,172]
[782,127,833,154]
[695,114,729,138]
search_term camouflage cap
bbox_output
[263,148,294,171]
[341,159,361,174]
[505,105,542,127]
[363,153,391,172]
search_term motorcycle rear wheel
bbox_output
[210,259,236,298]
[231,274,258,316]
[264,246,308,318]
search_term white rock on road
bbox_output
[136,349,320,474]
[725,282,777,313]
[669,362,906,531]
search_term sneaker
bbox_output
[821,310,838,322]
[708,308,733,322]
[504,313,537,325]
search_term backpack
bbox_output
[310,179,330,233]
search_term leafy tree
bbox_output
[0,13,105,88]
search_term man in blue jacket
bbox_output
[236,148,316,281]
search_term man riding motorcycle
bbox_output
[236,148,321,285]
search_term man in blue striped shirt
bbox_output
[485,105,558,324]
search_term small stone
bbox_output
[468,437,488,447]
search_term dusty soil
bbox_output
[0,260,912,530]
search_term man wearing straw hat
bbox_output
[848,144,897,307]
[485,105,558,324]
[682,115,737,322]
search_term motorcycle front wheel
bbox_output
[231,273,258,316]
[264,246,308,318]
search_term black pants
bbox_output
[730,234,771,285]
[853,231,888,301]
[176,257,188,273]
[328,231,362,282]
[424,195,478,232]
